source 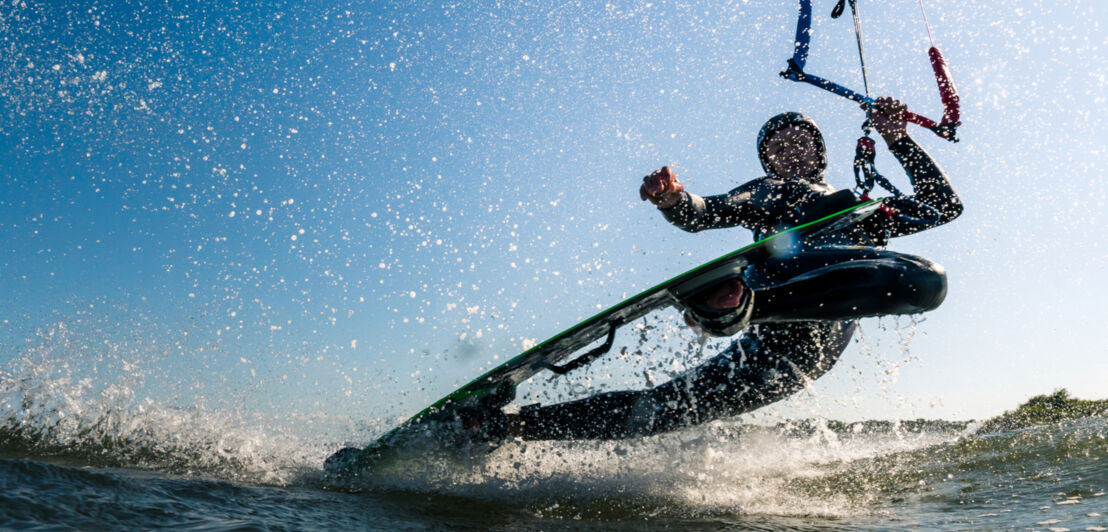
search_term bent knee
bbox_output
[885,257,947,313]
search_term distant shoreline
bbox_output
[972,388,1108,434]
[751,389,1107,438]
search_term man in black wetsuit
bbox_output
[500,97,962,441]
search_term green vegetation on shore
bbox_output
[975,389,1108,434]
[737,390,1106,439]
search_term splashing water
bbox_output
[2,325,1105,529]
[0,322,363,486]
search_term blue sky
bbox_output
[2,0,1105,427]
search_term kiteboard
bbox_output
[325,195,882,481]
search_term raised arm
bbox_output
[869,97,964,237]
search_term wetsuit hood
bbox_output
[757,112,828,182]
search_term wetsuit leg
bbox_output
[749,247,947,322]
[517,321,855,440]
[516,247,944,441]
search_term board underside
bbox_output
[332,199,880,477]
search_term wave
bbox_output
[0,325,368,486]
[4,370,1104,524]
[0,384,330,486]
[3,326,1104,524]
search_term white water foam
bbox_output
[361,419,959,519]
[0,322,374,486]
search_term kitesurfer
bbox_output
[492,97,962,440]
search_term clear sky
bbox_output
[1,0,1105,430]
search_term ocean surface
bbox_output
[2,391,1105,531]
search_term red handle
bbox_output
[895,47,960,141]
[928,46,960,126]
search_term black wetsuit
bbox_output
[515,135,962,440]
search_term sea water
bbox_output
[3,356,1106,531]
